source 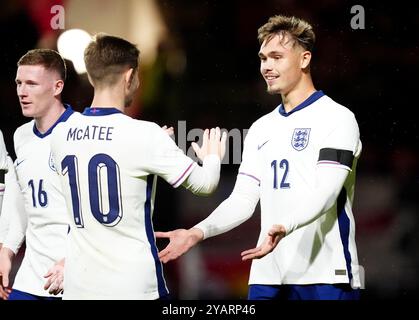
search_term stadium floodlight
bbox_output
[57,29,91,74]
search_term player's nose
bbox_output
[17,84,27,97]
[261,60,273,73]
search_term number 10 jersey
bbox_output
[51,107,195,299]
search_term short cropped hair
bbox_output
[84,33,140,87]
[17,49,67,80]
[258,15,315,52]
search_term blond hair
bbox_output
[258,15,315,52]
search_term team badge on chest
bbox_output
[49,151,57,172]
[291,128,311,151]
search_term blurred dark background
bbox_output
[0,0,418,299]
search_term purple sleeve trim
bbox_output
[171,162,195,187]
[238,172,260,184]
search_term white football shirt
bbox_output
[0,129,7,172]
[50,107,196,300]
[0,156,23,246]
[7,106,74,297]
[0,129,8,214]
[239,91,362,287]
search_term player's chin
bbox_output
[266,85,281,95]
[21,108,34,117]
[266,86,281,95]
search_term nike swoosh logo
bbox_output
[257,140,270,150]
[16,159,25,167]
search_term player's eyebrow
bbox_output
[258,50,284,58]
[15,79,38,84]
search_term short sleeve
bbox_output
[317,112,361,171]
[238,125,261,185]
[146,124,196,188]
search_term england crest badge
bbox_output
[291,128,311,151]
[49,152,57,172]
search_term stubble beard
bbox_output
[267,85,281,95]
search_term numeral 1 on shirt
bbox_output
[28,179,48,207]
[271,159,290,189]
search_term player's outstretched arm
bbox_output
[240,225,286,261]
[157,174,260,263]
[44,258,65,295]
[156,228,204,264]
[181,127,227,196]
[0,247,14,300]
[192,127,227,162]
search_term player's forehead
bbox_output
[259,33,296,56]
[16,64,50,80]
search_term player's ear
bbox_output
[300,50,311,70]
[125,68,134,88]
[54,79,64,96]
[86,74,94,86]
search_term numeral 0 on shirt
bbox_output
[61,154,123,227]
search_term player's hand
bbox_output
[162,125,174,137]
[241,225,286,261]
[192,127,227,163]
[43,258,65,295]
[155,228,204,263]
[0,247,14,300]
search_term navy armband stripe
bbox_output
[318,148,354,168]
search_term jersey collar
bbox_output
[83,107,123,116]
[33,104,74,138]
[278,90,325,117]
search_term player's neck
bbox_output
[34,100,66,134]
[91,87,125,113]
[34,100,65,133]
[281,78,316,113]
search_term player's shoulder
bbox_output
[13,120,35,145]
[126,118,163,134]
[51,110,81,135]
[319,95,357,120]
[105,117,164,143]
[0,129,5,148]
[247,106,278,134]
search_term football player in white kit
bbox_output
[0,147,22,300]
[0,130,8,220]
[50,34,226,300]
[156,15,362,300]
[0,49,73,300]
[0,130,16,254]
